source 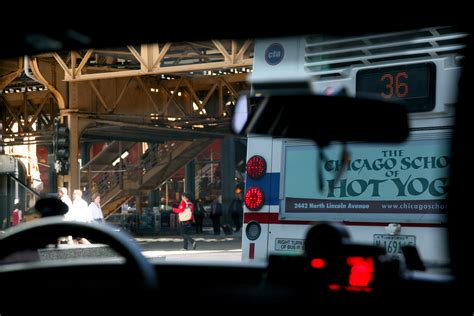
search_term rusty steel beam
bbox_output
[30,57,65,109]
[47,41,253,82]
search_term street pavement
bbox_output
[134,227,243,262]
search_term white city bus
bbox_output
[241,27,466,266]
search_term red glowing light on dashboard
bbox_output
[347,256,374,287]
[310,258,326,269]
[328,284,341,291]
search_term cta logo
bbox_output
[265,43,284,65]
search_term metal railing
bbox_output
[84,140,183,204]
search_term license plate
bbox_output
[373,234,416,255]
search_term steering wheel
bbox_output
[0,217,158,289]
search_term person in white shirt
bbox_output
[89,193,104,223]
[69,189,94,223]
[58,187,73,213]
[59,188,92,245]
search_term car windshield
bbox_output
[0,26,465,272]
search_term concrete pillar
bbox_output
[221,137,236,217]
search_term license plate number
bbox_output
[373,234,416,255]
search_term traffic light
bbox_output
[54,122,70,175]
[235,183,244,194]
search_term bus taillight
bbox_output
[246,155,266,179]
[245,187,265,210]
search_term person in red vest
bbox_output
[11,203,23,226]
[172,192,197,250]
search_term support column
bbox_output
[6,173,12,228]
[140,44,160,72]
[135,194,142,231]
[136,195,142,214]
[47,149,57,194]
[185,160,195,200]
[80,143,90,166]
[149,189,160,207]
[64,81,79,193]
[68,113,80,193]
[119,141,123,190]
[137,143,143,186]
[195,160,203,199]
[221,138,236,217]
[62,115,91,194]
[0,175,7,228]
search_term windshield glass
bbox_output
[0,26,465,271]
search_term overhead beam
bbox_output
[0,58,23,90]
[52,53,73,78]
[110,77,133,113]
[75,49,94,76]
[236,40,253,60]
[162,78,186,116]
[135,76,161,114]
[200,82,218,110]
[88,81,111,112]
[152,43,172,69]
[25,94,49,130]
[51,41,252,82]
[30,58,66,109]
[1,96,24,132]
[128,45,148,69]
[63,59,253,82]
[212,40,231,62]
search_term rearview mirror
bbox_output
[232,94,409,146]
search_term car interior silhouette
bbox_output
[0,13,472,314]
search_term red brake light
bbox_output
[245,187,265,210]
[246,155,266,179]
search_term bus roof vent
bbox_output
[304,26,467,80]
